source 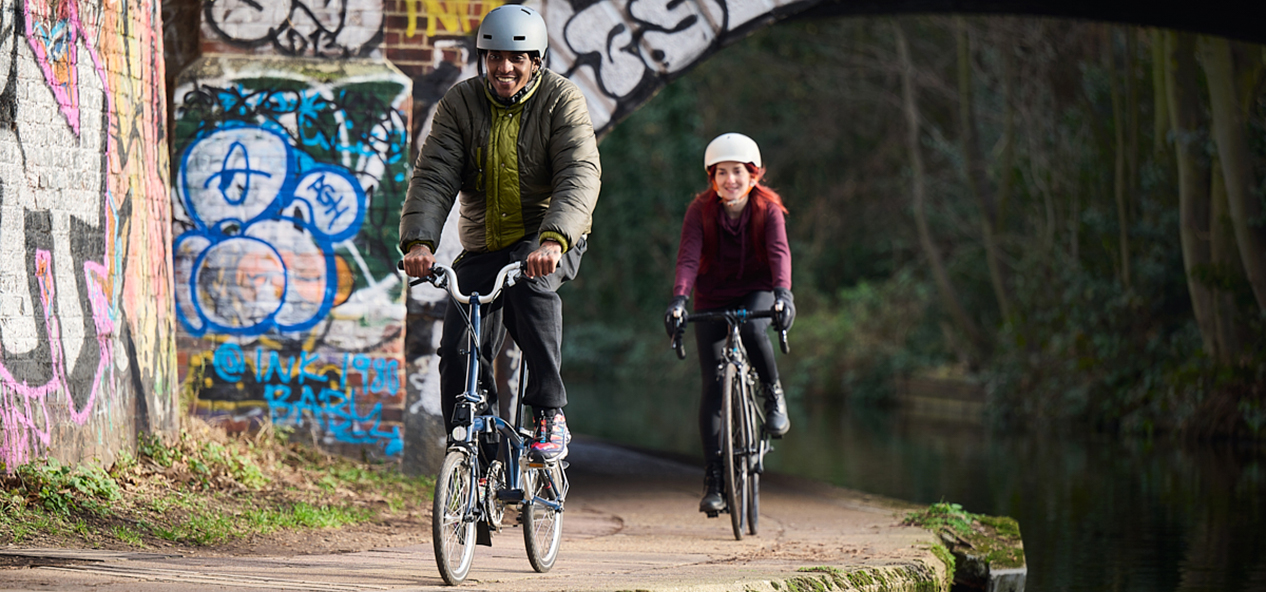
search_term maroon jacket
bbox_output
[673,197,792,311]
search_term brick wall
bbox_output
[1,0,177,471]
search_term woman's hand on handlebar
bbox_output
[403,243,437,278]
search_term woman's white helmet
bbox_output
[704,132,762,170]
[477,5,549,57]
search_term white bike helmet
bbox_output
[703,132,762,170]
[477,5,549,57]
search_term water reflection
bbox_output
[567,381,1266,592]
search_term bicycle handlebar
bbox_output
[671,307,790,360]
[398,260,524,305]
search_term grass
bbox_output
[0,420,434,550]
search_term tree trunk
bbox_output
[1151,29,1170,154]
[1107,28,1132,288]
[1202,36,1266,314]
[1165,32,1217,357]
[896,21,986,355]
[956,18,1011,322]
[998,45,1016,229]
[1209,157,1247,362]
[1127,30,1140,210]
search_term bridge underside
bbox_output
[797,0,1265,44]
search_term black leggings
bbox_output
[694,291,779,464]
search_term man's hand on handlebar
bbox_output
[524,239,563,279]
[403,243,437,278]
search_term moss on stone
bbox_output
[786,564,945,592]
[903,501,1026,581]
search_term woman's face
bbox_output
[712,161,757,205]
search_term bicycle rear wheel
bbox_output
[433,451,478,585]
[522,462,565,572]
[721,364,748,540]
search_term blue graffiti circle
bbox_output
[213,342,247,382]
[174,124,366,337]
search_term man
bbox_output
[399,5,600,463]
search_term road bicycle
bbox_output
[402,261,567,585]
[671,306,788,541]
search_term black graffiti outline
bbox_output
[561,0,729,101]
[202,0,383,58]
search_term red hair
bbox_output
[693,163,788,274]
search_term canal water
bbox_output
[566,380,1266,592]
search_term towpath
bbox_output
[0,436,945,591]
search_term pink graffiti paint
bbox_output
[23,0,82,135]
[0,251,63,468]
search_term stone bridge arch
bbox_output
[516,0,1259,138]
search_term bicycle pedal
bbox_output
[705,511,718,518]
[475,521,493,547]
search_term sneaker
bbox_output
[529,409,571,463]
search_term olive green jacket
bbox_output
[399,69,601,255]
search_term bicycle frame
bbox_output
[409,263,566,514]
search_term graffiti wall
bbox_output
[171,52,412,460]
[0,0,177,471]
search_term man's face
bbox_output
[486,50,537,99]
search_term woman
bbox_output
[664,133,796,514]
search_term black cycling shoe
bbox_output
[763,381,791,438]
[699,462,725,515]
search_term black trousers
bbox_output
[694,290,779,464]
[438,235,586,433]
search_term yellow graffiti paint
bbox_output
[406,0,503,39]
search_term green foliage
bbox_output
[904,502,974,536]
[572,15,1266,438]
[9,459,121,516]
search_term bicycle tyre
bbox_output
[433,451,478,585]
[744,399,761,536]
[721,364,747,540]
[747,471,760,535]
[522,463,564,572]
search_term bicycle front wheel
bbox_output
[522,462,565,572]
[721,364,748,540]
[433,450,478,585]
[744,392,762,536]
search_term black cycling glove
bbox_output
[773,288,796,331]
[664,295,688,338]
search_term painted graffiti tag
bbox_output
[405,0,504,38]
[204,0,384,58]
[196,342,403,456]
